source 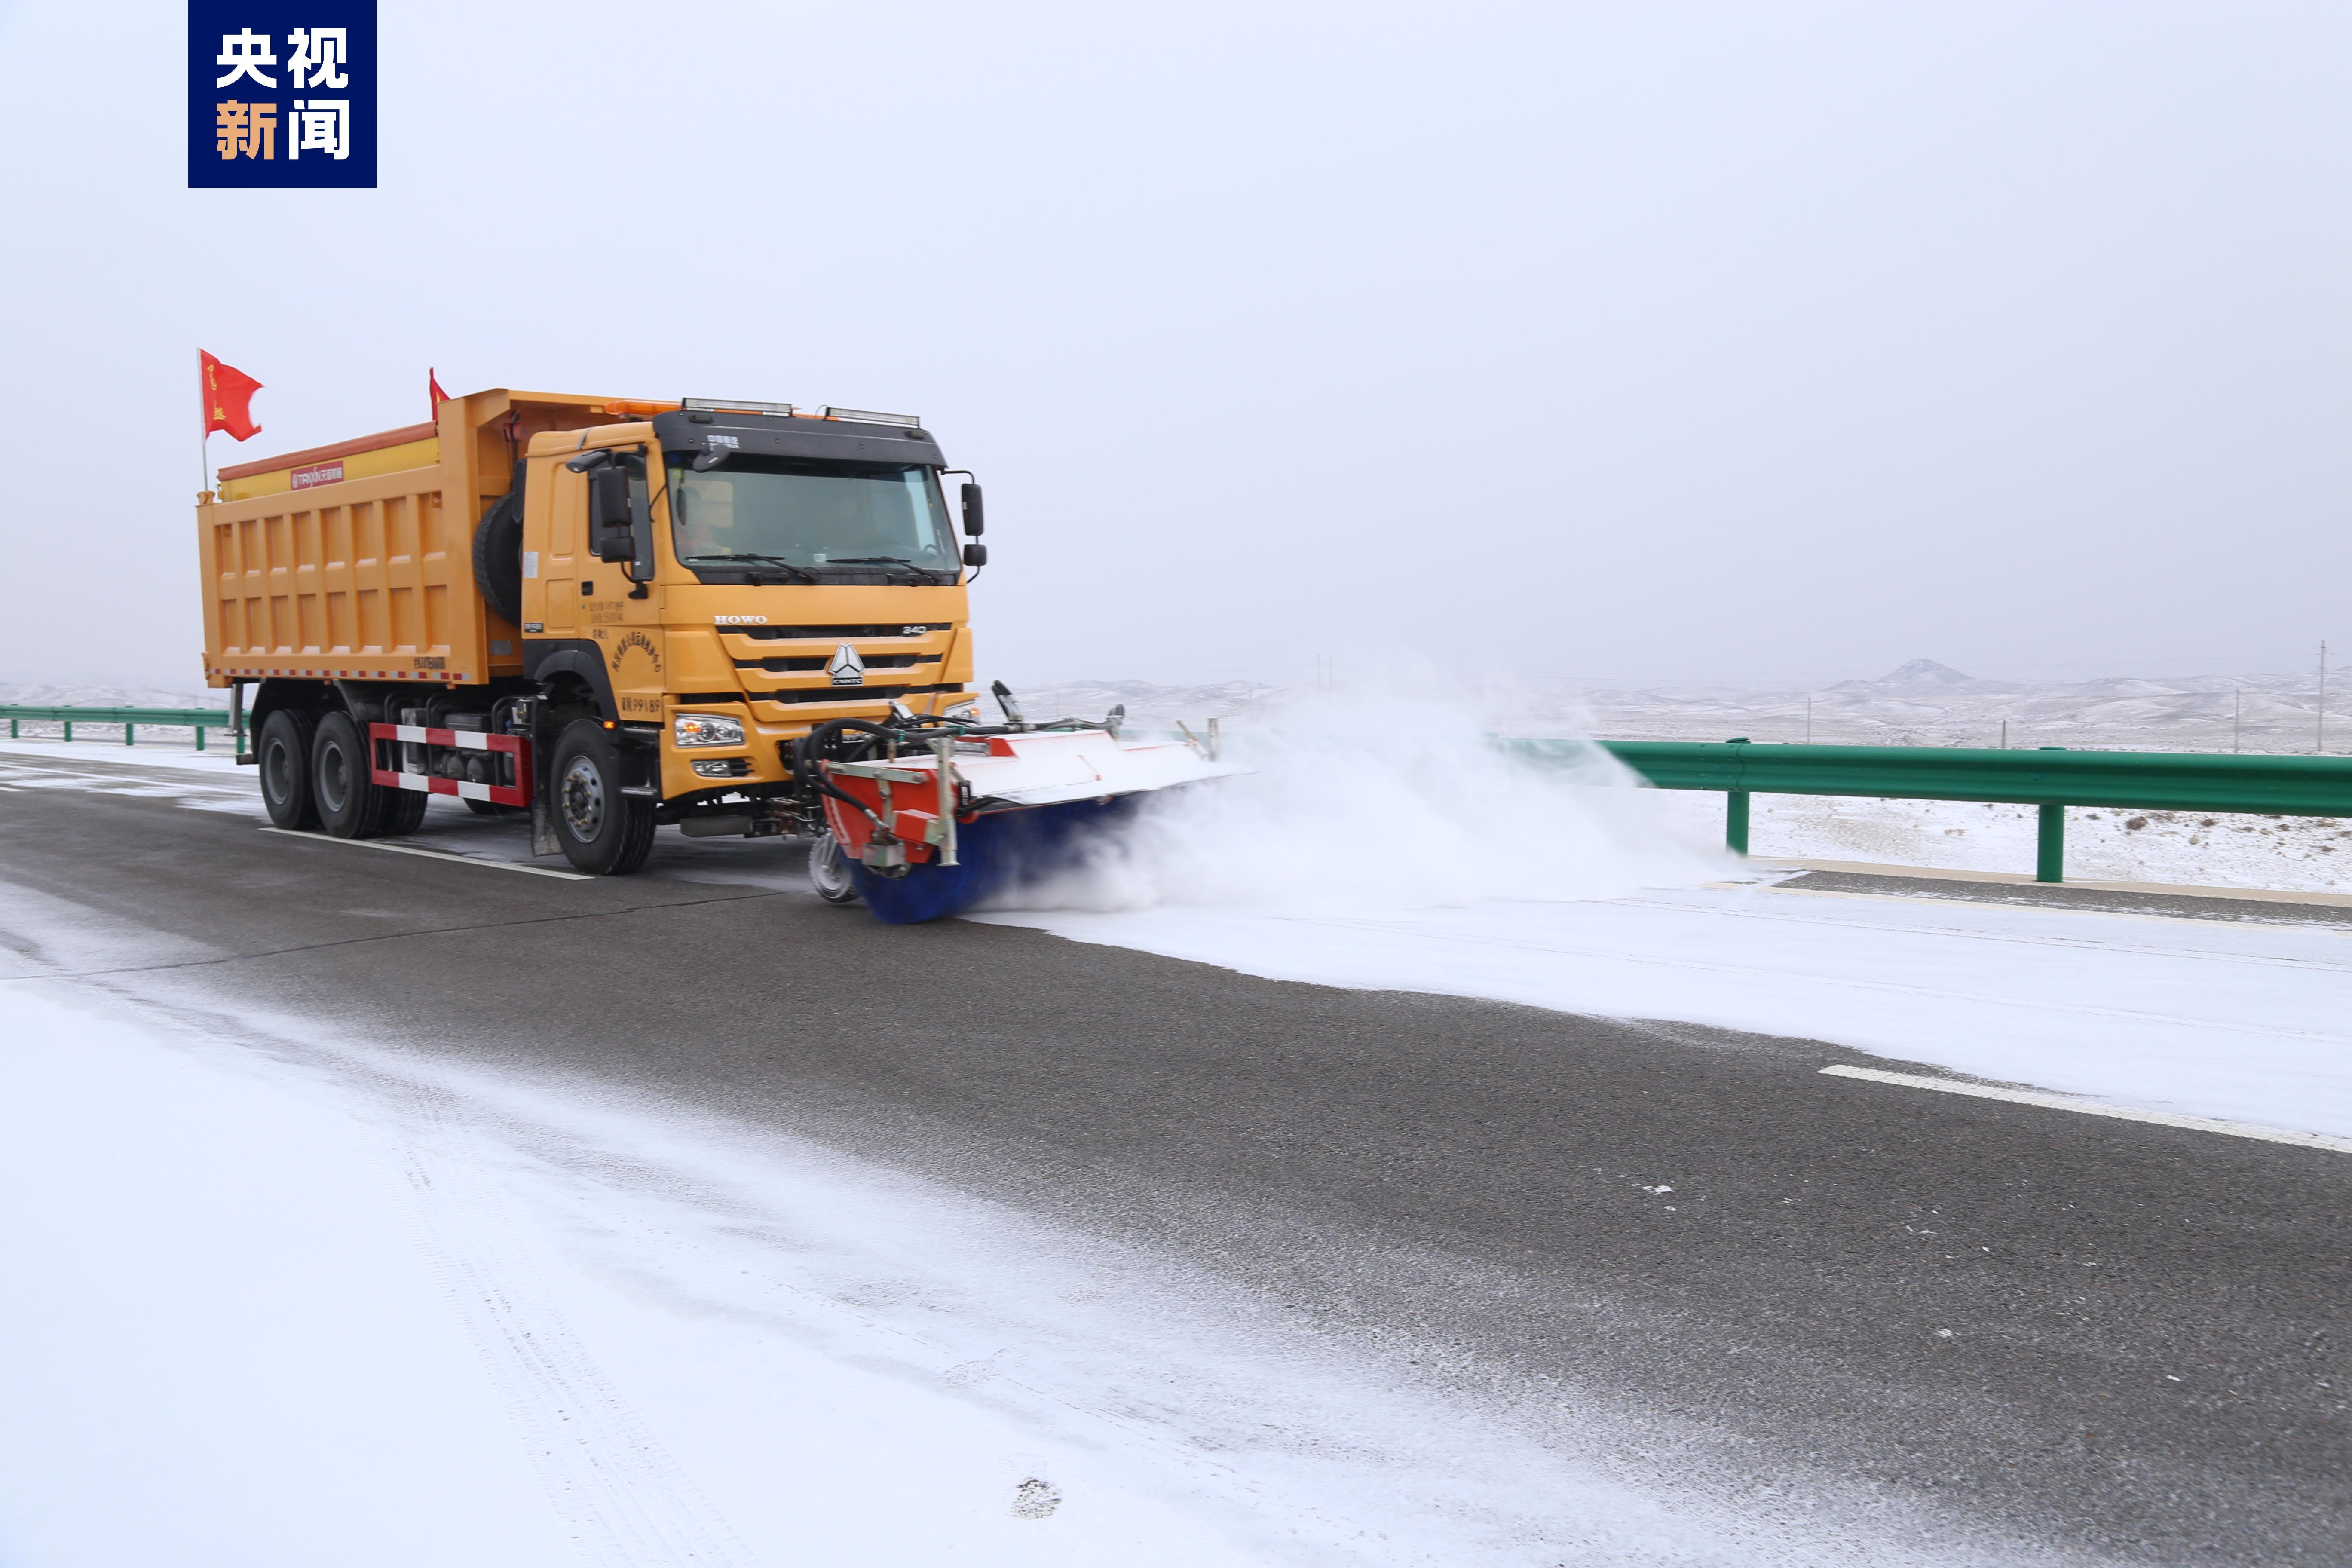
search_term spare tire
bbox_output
[472,466,525,627]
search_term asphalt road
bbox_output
[3,751,2345,1565]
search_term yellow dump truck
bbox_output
[199,388,986,873]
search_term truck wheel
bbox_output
[380,784,430,836]
[312,711,390,839]
[257,709,321,830]
[551,719,655,875]
[807,831,863,904]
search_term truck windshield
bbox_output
[665,457,959,580]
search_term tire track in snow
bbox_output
[377,1076,760,1568]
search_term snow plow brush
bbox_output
[796,683,1243,924]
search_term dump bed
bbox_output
[198,390,633,690]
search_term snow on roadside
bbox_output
[1642,790,2352,896]
[0,983,572,1567]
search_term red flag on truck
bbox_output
[429,368,450,421]
[200,351,263,441]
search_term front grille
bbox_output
[738,654,935,673]
[757,683,964,705]
[735,623,953,640]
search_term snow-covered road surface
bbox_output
[0,971,2002,1568]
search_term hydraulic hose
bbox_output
[793,718,894,828]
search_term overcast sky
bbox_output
[3,1,2345,693]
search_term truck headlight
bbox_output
[673,713,745,747]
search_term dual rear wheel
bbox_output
[256,707,427,839]
[253,708,661,878]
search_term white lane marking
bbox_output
[259,827,591,881]
[1819,1064,2352,1155]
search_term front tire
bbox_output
[257,709,319,830]
[551,719,655,875]
[312,711,389,839]
[808,831,863,904]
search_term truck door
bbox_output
[586,452,664,721]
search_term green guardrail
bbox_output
[1506,738,2352,885]
[0,706,242,752]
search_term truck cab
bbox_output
[514,401,982,825]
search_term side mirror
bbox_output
[962,541,988,568]
[565,449,612,475]
[588,468,634,562]
[960,481,984,536]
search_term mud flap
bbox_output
[530,795,561,857]
[530,731,561,857]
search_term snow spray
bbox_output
[983,688,1730,916]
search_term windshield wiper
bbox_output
[824,556,946,584]
[681,553,816,584]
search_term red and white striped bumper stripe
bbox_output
[367,723,533,806]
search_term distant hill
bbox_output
[1567,665,2335,753]
[1829,659,2023,697]
[0,680,217,709]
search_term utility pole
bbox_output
[2001,719,2008,750]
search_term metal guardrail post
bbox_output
[125,721,135,747]
[2037,803,2065,883]
[2034,747,2066,882]
[61,720,71,742]
[1722,737,1751,854]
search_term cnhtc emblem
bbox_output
[827,644,865,687]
